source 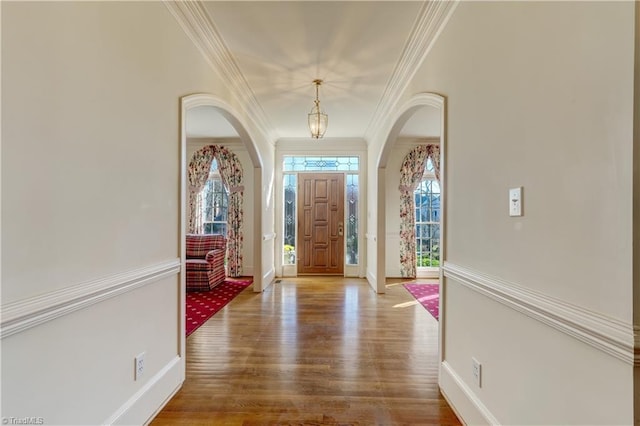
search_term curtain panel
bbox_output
[427,144,441,181]
[187,146,216,234]
[398,144,439,278]
[211,145,244,278]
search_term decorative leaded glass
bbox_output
[283,174,297,265]
[283,156,359,172]
[346,174,359,265]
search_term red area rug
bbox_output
[403,283,439,321]
[186,278,252,337]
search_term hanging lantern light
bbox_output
[308,79,328,138]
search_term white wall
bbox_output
[186,138,255,276]
[380,1,635,424]
[366,150,379,290]
[1,2,273,424]
[259,141,276,289]
[415,1,634,317]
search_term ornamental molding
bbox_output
[365,1,459,142]
[443,262,638,366]
[164,1,277,143]
[1,259,181,339]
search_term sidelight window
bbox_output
[283,174,297,265]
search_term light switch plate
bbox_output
[509,187,522,217]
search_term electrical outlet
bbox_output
[472,358,482,388]
[509,187,523,217]
[135,352,145,381]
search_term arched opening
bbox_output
[375,92,446,369]
[178,94,264,371]
[376,93,446,291]
[376,93,446,372]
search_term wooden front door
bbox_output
[298,173,344,275]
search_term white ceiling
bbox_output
[184,1,441,141]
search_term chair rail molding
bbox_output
[443,262,637,365]
[1,259,181,339]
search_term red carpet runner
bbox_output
[186,278,252,337]
[403,283,439,321]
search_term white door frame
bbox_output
[375,92,446,384]
[178,93,264,379]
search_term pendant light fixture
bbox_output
[308,79,328,139]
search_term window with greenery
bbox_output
[201,159,228,235]
[283,174,297,265]
[414,158,440,268]
[346,174,358,265]
[282,156,360,266]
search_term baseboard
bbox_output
[386,267,402,278]
[281,264,296,277]
[260,267,275,292]
[366,270,377,292]
[440,360,499,425]
[104,355,183,425]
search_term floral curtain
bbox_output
[211,145,244,278]
[398,144,435,278]
[427,144,441,182]
[187,145,216,234]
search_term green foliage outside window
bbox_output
[417,255,440,267]
[284,244,296,264]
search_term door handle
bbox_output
[338,221,344,236]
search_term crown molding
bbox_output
[365,0,459,142]
[164,1,278,143]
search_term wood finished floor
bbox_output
[151,277,460,425]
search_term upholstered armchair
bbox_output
[185,234,227,291]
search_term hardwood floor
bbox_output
[151,277,460,425]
